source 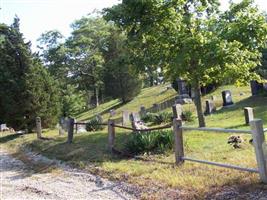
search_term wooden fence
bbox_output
[60,116,267,183]
[106,118,267,183]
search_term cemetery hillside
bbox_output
[1,0,267,199]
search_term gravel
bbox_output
[0,149,137,200]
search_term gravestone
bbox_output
[250,80,263,96]
[204,100,216,115]
[109,109,116,117]
[222,90,234,107]
[139,106,146,118]
[122,110,130,125]
[129,112,147,130]
[244,107,254,125]
[177,78,188,95]
[0,124,7,131]
[172,104,183,120]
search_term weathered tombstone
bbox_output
[0,124,7,131]
[250,80,263,96]
[172,104,183,120]
[244,107,254,125]
[122,110,130,126]
[129,112,147,130]
[204,100,216,115]
[139,106,146,118]
[222,90,234,107]
[36,117,42,139]
[109,109,116,117]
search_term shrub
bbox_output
[141,112,172,125]
[124,130,173,155]
[153,112,172,125]
[86,117,104,132]
[141,112,156,123]
[182,111,194,122]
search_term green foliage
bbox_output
[0,18,60,130]
[182,111,194,122]
[141,112,172,125]
[61,85,86,117]
[85,117,104,132]
[103,27,142,103]
[125,130,173,155]
[104,0,267,127]
[25,60,61,129]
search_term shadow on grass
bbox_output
[75,101,124,121]
[214,96,267,121]
[0,133,22,143]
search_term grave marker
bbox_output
[222,90,234,107]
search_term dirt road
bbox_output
[0,150,136,200]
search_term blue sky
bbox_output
[0,0,266,52]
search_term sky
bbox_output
[0,0,266,52]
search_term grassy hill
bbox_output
[75,83,177,121]
[2,84,267,199]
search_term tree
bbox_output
[66,16,111,107]
[0,17,60,130]
[103,28,141,102]
[105,0,267,127]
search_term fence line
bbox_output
[112,124,172,132]
[182,126,251,134]
[182,157,259,173]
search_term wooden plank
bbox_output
[182,157,259,173]
[67,118,74,144]
[36,117,42,139]
[173,119,184,165]
[182,126,251,134]
[108,119,115,152]
[250,119,267,183]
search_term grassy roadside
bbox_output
[1,85,267,199]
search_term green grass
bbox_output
[2,84,267,199]
[76,83,177,121]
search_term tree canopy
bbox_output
[104,0,267,127]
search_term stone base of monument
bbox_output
[175,95,193,104]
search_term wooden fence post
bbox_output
[36,117,42,139]
[173,118,184,165]
[250,119,267,183]
[67,117,75,144]
[108,119,115,152]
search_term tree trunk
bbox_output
[94,87,99,107]
[193,82,206,127]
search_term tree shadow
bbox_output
[75,101,125,121]
[0,133,22,143]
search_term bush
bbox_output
[141,112,172,125]
[125,130,173,155]
[86,117,104,132]
[141,112,156,123]
[182,111,194,122]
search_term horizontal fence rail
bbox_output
[182,126,251,134]
[112,124,172,132]
[74,122,108,126]
[182,157,259,173]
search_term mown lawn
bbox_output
[1,85,267,199]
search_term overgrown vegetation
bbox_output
[85,117,104,132]
[125,131,173,154]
